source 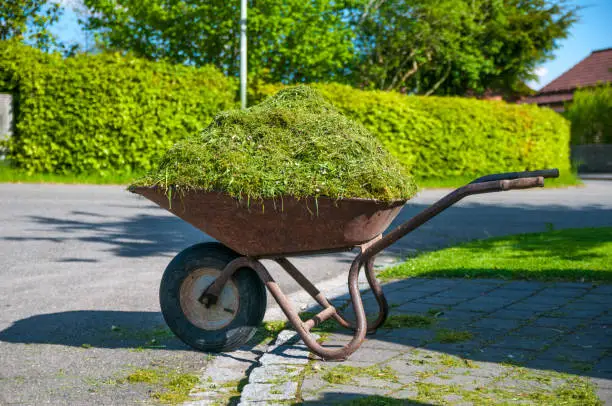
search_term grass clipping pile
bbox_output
[134,86,416,202]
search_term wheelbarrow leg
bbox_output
[207,255,369,360]
[361,256,389,332]
[275,255,388,334]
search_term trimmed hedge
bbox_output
[1,42,570,180]
[252,83,571,179]
[565,84,612,145]
[0,41,236,174]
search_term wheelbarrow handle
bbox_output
[360,169,558,262]
[470,168,559,184]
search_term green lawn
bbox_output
[379,227,612,282]
[0,161,142,185]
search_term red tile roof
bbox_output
[539,48,612,93]
[518,92,573,105]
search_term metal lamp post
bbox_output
[240,0,247,109]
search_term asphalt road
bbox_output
[1,181,611,404]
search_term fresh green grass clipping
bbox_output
[133,86,416,201]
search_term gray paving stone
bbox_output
[378,327,437,345]
[536,287,589,298]
[591,285,612,296]
[353,375,402,390]
[449,362,505,379]
[488,309,538,320]
[388,387,418,399]
[595,387,612,405]
[498,281,545,291]
[299,376,327,395]
[452,279,503,289]
[484,288,535,301]
[360,338,414,352]
[344,347,402,364]
[539,288,590,298]
[240,382,298,402]
[248,365,301,384]
[560,326,612,349]
[419,295,466,306]
[505,302,561,312]
[592,377,612,389]
[470,317,522,331]
[453,297,513,312]
[432,289,486,299]
[438,309,484,322]
[302,384,389,402]
[259,346,311,365]
[531,317,585,330]
[488,336,552,351]
[594,356,612,378]
[518,294,575,306]
[424,341,481,354]
[510,326,565,339]
[563,300,608,310]
[523,357,574,372]
[549,282,594,290]
[556,308,605,319]
[538,346,605,363]
[464,327,507,344]
[384,289,431,304]
[425,373,488,391]
[442,394,467,404]
[471,347,534,364]
[592,314,612,325]
[404,281,453,293]
[395,301,442,314]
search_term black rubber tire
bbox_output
[159,242,267,352]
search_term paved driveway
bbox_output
[0,181,611,404]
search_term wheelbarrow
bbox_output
[130,168,559,361]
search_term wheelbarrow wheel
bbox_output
[159,242,266,352]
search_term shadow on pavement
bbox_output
[1,200,610,260]
[299,393,432,405]
[3,211,209,258]
[0,310,190,350]
[322,275,612,383]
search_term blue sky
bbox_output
[52,0,612,91]
[529,0,612,90]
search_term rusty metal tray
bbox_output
[130,186,406,257]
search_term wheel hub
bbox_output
[179,268,240,330]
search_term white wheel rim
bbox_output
[179,268,240,330]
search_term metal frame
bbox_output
[201,169,559,360]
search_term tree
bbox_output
[353,0,578,95]
[80,0,577,95]
[81,0,357,84]
[0,0,63,51]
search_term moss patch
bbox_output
[434,329,474,343]
[121,368,199,404]
[413,376,602,405]
[133,86,416,202]
[322,365,398,385]
[382,314,435,329]
[250,320,288,345]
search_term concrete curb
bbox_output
[580,173,612,181]
[238,330,319,405]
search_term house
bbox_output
[521,47,612,112]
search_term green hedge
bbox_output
[565,84,612,145]
[252,82,571,179]
[0,41,236,174]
